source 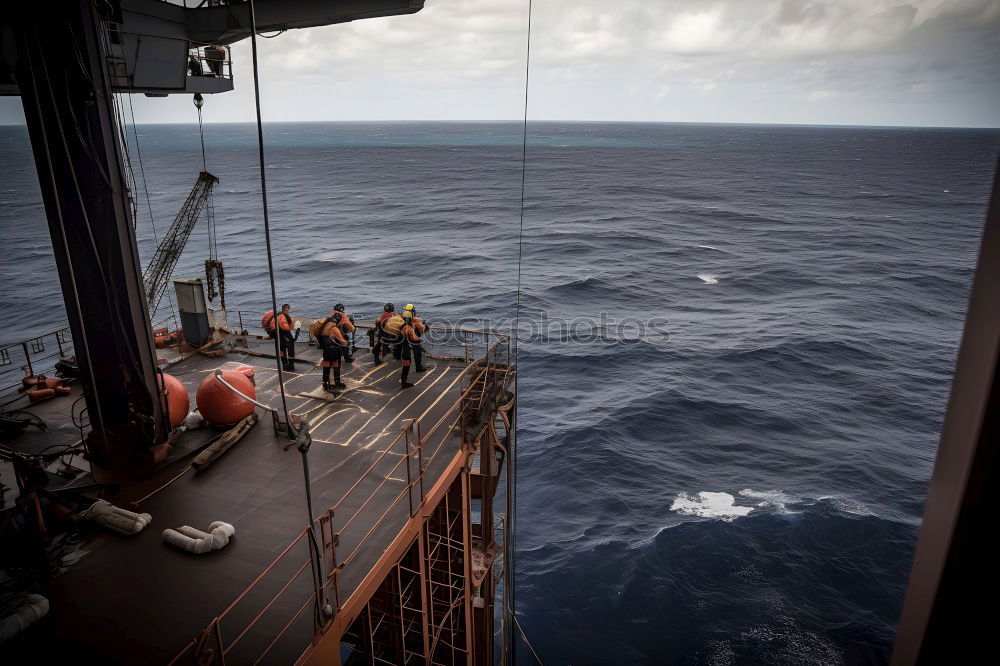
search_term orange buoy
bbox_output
[154,330,181,348]
[28,388,55,402]
[157,373,190,429]
[237,365,255,386]
[42,377,64,390]
[196,369,256,427]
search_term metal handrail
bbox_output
[0,327,75,403]
[172,331,513,665]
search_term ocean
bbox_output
[1,121,997,664]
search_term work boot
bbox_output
[415,365,428,372]
[323,383,335,393]
[334,381,347,390]
[400,380,414,389]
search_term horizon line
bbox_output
[1,118,998,130]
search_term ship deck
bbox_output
[1,337,474,664]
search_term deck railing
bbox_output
[0,314,181,406]
[170,333,512,665]
[0,328,75,405]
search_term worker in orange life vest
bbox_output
[263,304,299,371]
[398,310,423,388]
[371,302,397,365]
[403,304,429,372]
[317,305,356,391]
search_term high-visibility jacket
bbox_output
[318,314,355,347]
[382,315,405,336]
[401,323,421,343]
[262,310,295,332]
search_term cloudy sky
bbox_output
[3,0,999,126]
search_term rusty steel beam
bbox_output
[418,525,432,665]
[461,467,475,666]
[300,442,472,664]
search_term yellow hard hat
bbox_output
[402,310,413,319]
[404,303,414,311]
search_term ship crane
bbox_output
[141,170,219,319]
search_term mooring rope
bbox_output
[508,0,533,664]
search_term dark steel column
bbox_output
[892,157,1000,663]
[13,0,166,472]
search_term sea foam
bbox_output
[671,492,754,520]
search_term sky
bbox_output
[2,0,999,127]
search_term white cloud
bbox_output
[1,0,997,126]
[807,89,837,102]
[655,9,736,55]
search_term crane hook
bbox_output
[193,93,204,109]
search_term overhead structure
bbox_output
[142,170,218,319]
[1,0,426,97]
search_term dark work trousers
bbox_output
[279,331,296,370]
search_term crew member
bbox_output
[264,304,299,371]
[333,303,356,363]
[372,302,398,365]
[317,307,356,391]
[404,304,428,372]
[398,310,423,388]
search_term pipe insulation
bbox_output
[162,521,235,554]
[0,594,49,644]
[82,500,152,535]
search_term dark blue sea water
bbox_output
[1,121,998,664]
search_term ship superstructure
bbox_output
[0,2,518,664]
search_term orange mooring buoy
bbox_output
[158,373,190,429]
[237,365,255,385]
[196,369,256,427]
[28,388,55,402]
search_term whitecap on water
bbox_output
[816,495,877,517]
[671,491,753,520]
[697,273,719,284]
[739,489,797,513]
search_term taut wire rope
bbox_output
[508,0,536,663]
[246,0,327,631]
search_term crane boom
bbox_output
[143,170,219,318]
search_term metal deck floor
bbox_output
[2,339,469,664]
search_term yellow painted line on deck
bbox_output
[340,366,442,449]
[363,367,455,449]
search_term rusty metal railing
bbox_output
[170,333,513,665]
[0,327,75,405]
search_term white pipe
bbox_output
[162,521,235,554]
[213,369,275,412]
[0,594,49,644]
[82,500,152,535]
